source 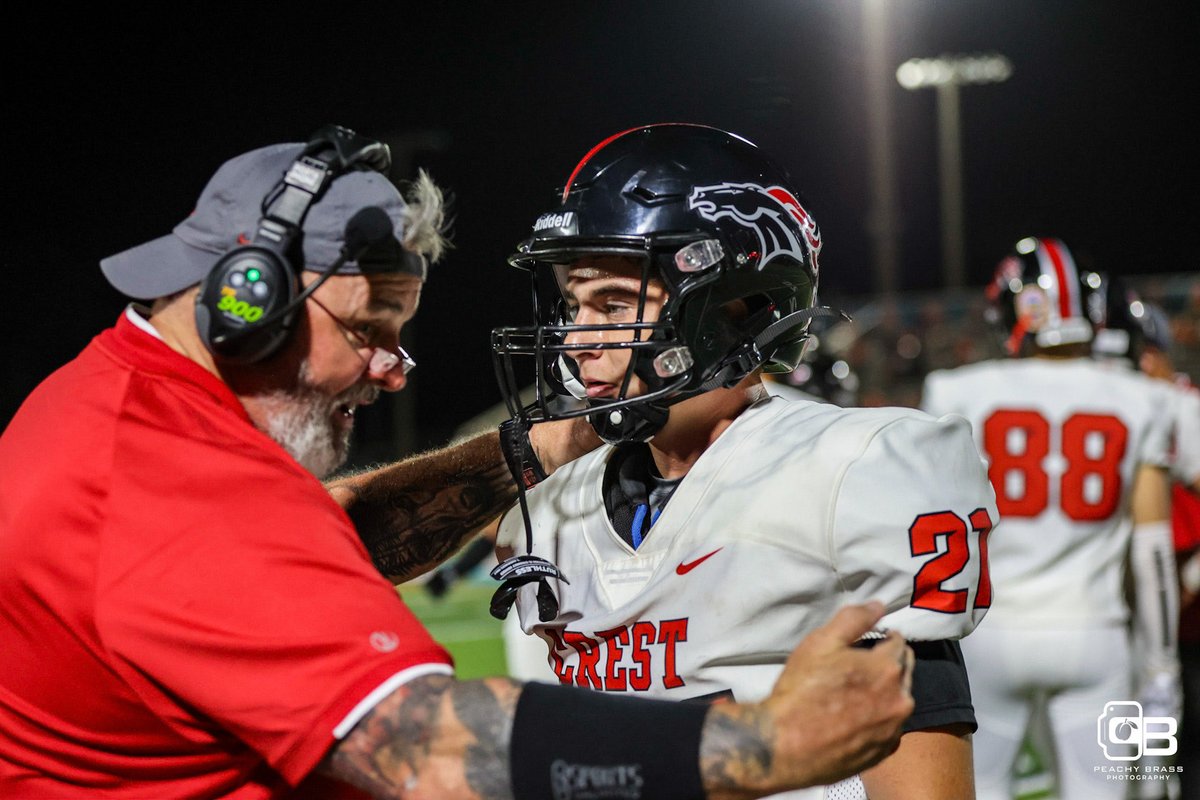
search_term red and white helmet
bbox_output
[986,236,1096,355]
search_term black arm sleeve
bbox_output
[853,637,975,733]
[511,682,707,800]
[903,639,976,734]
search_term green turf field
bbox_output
[400,578,508,679]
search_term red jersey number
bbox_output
[983,410,1127,520]
[909,509,993,613]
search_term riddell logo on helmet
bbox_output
[534,211,576,232]
[687,182,822,272]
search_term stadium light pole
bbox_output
[897,53,1012,288]
[863,0,900,297]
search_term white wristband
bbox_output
[1130,521,1179,676]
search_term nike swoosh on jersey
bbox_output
[676,548,724,575]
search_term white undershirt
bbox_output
[124,303,163,341]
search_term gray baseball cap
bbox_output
[101,142,426,300]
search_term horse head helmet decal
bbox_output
[687,182,821,273]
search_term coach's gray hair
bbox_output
[400,169,451,265]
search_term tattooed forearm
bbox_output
[324,674,452,798]
[327,432,518,582]
[321,674,520,800]
[450,681,515,799]
[700,703,774,799]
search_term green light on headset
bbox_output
[246,268,261,282]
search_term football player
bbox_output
[920,237,1179,800]
[1095,288,1199,800]
[490,124,997,800]
[1126,298,1200,495]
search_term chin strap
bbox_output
[586,398,671,445]
[491,415,568,622]
[499,415,548,489]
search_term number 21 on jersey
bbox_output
[909,508,993,613]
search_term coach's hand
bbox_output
[700,601,913,799]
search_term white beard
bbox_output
[258,361,378,479]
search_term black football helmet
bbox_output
[492,123,827,444]
[986,236,1096,356]
[1087,271,1147,361]
[1133,300,1172,354]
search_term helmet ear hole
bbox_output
[739,292,775,320]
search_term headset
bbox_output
[195,124,393,363]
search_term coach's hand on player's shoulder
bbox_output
[699,601,914,799]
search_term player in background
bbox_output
[1136,301,1199,800]
[1088,276,1196,800]
[920,237,1179,800]
[1127,300,1200,495]
[489,123,998,800]
[1100,292,1200,799]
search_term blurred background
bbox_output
[6,0,1196,467]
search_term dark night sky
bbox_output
[5,1,1197,459]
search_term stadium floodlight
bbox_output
[897,53,1013,288]
[896,53,1013,90]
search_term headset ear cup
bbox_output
[196,246,299,363]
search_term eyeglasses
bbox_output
[308,295,416,377]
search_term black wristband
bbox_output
[511,682,707,800]
[499,416,548,489]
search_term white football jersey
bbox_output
[1165,379,1200,486]
[498,395,995,800]
[497,394,995,695]
[1093,358,1200,487]
[922,357,1172,627]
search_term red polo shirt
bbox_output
[0,312,452,797]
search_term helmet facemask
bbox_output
[494,240,720,444]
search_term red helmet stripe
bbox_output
[1040,238,1080,319]
[562,127,645,203]
[560,123,726,203]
